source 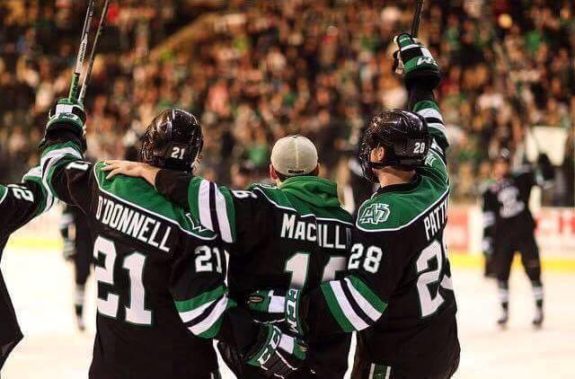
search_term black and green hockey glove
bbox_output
[393,33,441,91]
[42,97,87,150]
[245,324,307,378]
[247,289,307,336]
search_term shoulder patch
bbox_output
[358,203,390,225]
[425,153,437,167]
[356,184,449,232]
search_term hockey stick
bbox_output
[79,0,111,103]
[394,0,425,75]
[68,0,96,101]
[483,3,542,154]
[411,0,425,37]
[490,25,541,154]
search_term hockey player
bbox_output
[482,150,553,327]
[40,104,306,379]
[241,34,460,379]
[0,167,54,369]
[103,135,354,378]
[60,204,93,331]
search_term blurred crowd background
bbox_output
[0,0,573,205]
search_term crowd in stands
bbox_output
[1,0,573,205]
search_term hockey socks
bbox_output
[531,281,544,328]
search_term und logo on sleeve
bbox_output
[359,203,390,225]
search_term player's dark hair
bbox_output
[276,166,319,182]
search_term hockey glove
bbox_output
[537,153,555,183]
[393,33,440,91]
[42,97,87,150]
[482,237,494,257]
[247,289,307,336]
[246,324,307,378]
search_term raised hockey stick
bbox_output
[394,0,425,75]
[411,0,425,37]
[79,0,111,103]
[489,20,542,154]
[68,0,96,101]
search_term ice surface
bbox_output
[2,248,574,378]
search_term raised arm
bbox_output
[393,33,449,186]
[39,99,96,214]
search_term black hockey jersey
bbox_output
[155,172,354,378]
[0,167,53,369]
[40,140,261,379]
[482,168,540,244]
[304,95,460,378]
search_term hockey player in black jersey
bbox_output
[60,204,93,331]
[482,150,553,328]
[0,167,54,369]
[104,134,354,379]
[40,103,306,379]
[240,34,461,379]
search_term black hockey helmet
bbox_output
[140,109,203,172]
[359,109,430,182]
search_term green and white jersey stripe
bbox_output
[185,176,352,244]
[0,186,7,205]
[187,177,236,243]
[413,100,448,153]
[40,141,83,203]
[174,285,236,339]
[321,275,387,333]
[22,166,55,215]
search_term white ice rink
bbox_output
[2,247,575,379]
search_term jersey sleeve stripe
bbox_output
[348,275,387,313]
[198,179,214,230]
[343,277,383,322]
[23,167,54,214]
[429,139,445,157]
[340,279,376,326]
[212,185,233,243]
[413,100,440,113]
[417,108,444,123]
[0,186,8,205]
[188,296,231,338]
[208,182,222,238]
[320,282,355,333]
[41,144,83,203]
[427,122,447,133]
[179,298,217,323]
[175,284,226,313]
[183,293,220,326]
[413,100,448,141]
[219,188,237,243]
[328,281,370,331]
